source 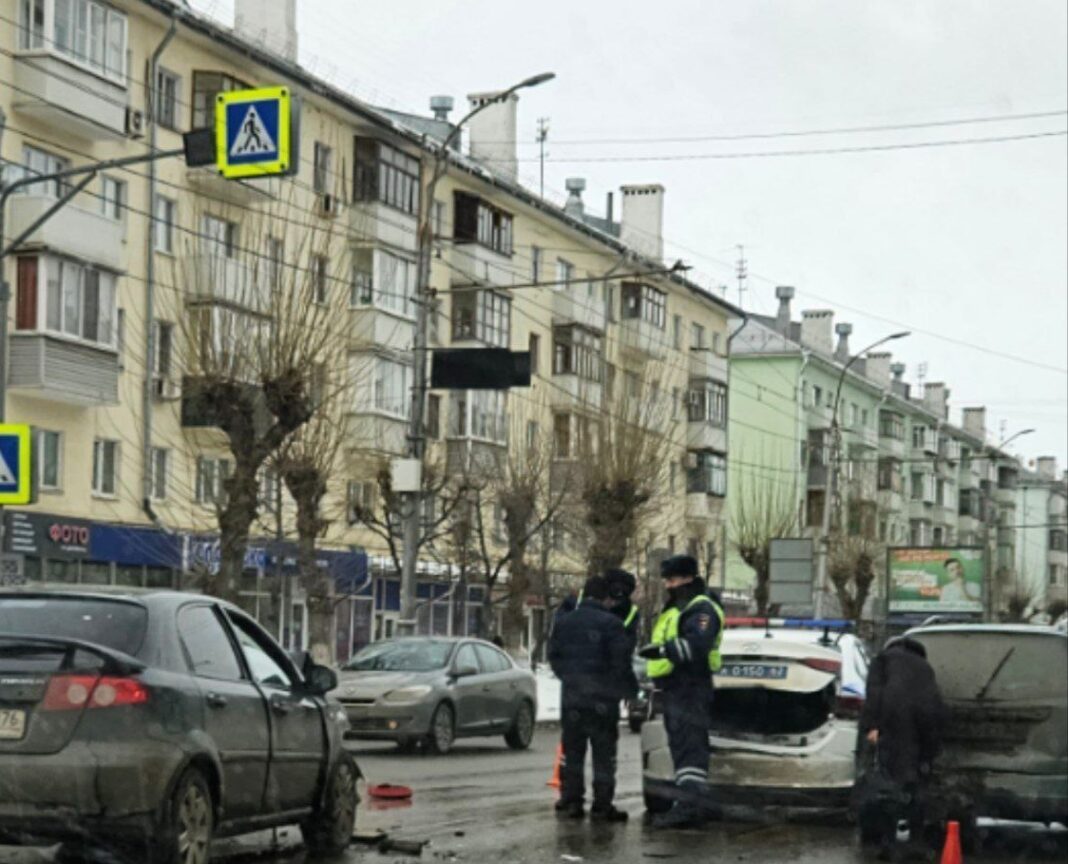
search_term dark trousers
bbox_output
[560,701,619,808]
[663,687,711,802]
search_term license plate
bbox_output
[718,663,788,680]
[0,708,27,740]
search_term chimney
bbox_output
[235,0,297,62]
[865,352,891,388]
[429,95,454,121]
[962,407,987,441]
[466,91,518,181]
[1036,456,1058,480]
[890,363,909,399]
[834,322,853,364]
[564,178,586,218]
[923,382,950,420]
[774,286,795,335]
[620,184,664,261]
[799,310,834,355]
[606,192,614,225]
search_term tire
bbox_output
[644,788,673,815]
[629,716,644,734]
[426,703,455,755]
[149,767,214,864]
[504,701,535,750]
[301,753,359,858]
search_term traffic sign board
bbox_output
[215,86,293,179]
[0,424,31,505]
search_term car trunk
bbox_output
[711,684,837,738]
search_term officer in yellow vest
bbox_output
[638,554,725,829]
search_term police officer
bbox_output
[549,576,637,822]
[638,554,725,829]
[604,568,640,651]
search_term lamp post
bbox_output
[815,331,910,618]
[397,73,555,636]
[997,428,1035,451]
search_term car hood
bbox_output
[335,669,440,700]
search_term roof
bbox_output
[907,623,1067,638]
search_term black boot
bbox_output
[590,804,629,823]
[651,802,705,830]
[555,799,585,819]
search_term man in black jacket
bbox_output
[549,576,638,822]
[605,567,641,651]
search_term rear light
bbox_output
[835,693,865,719]
[800,657,842,675]
[42,675,149,711]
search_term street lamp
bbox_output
[397,72,556,636]
[997,428,1035,451]
[815,331,910,617]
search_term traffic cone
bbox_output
[546,743,563,789]
[940,820,963,864]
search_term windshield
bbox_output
[0,597,147,657]
[343,640,453,672]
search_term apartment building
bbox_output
[0,0,737,656]
[727,285,1024,619]
[1016,457,1068,613]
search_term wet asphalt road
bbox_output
[2,727,1065,863]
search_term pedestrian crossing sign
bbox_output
[0,424,32,505]
[215,86,293,179]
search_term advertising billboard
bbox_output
[887,547,984,614]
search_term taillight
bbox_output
[835,693,865,719]
[42,675,149,711]
[800,657,842,675]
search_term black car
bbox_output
[0,591,358,864]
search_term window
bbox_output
[313,142,333,195]
[92,439,118,496]
[625,371,640,399]
[433,200,445,237]
[877,458,902,492]
[811,385,823,408]
[229,614,294,688]
[17,256,118,347]
[861,408,869,428]
[178,606,243,681]
[49,0,127,80]
[531,247,542,283]
[687,451,727,496]
[621,282,666,328]
[19,0,45,49]
[553,413,571,457]
[691,322,706,350]
[1050,530,1068,552]
[555,258,573,289]
[36,429,62,490]
[454,643,479,674]
[474,644,511,673]
[672,387,680,420]
[426,394,441,439]
[912,426,928,449]
[605,284,617,322]
[672,315,682,349]
[196,456,231,505]
[553,325,602,381]
[368,357,411,417]
[670,462,677,493]
[529,333,540,375]
[201,214,236,258]
[154,67,180,129]
[313,255,328,304]
[350,248,414,316]
[153,196,176,253]
[879,411,905,440]
[353,138,420,215]
[21,145,71,197]
[453,192,513,255]
[687,381,728,426]
[153,320,173,377]
[150,447,168,501]
[449,390,507,442]
[452,290,511,347]
[192,71,250,129]
[99,176,124,220]
[1051,564,1066,586]
[526,420,538,451]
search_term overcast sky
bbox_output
[193,0,1068,466]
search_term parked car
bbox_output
[905,623,1068,831]
[336,637,537,754]
[0,591,357,864]
[642,625,867,814]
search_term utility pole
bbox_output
[735,244,748,309]
[536,117,550,198]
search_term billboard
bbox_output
[887,547,984,614]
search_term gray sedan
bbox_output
[336,637,537,754]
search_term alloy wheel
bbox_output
[177,782,211,864]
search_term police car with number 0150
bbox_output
[641,619,869,815]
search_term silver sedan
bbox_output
[335,637,537,754]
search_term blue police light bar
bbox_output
[725,617,853,631]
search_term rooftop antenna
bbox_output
[536,117,550,198]
[736,244,748,309]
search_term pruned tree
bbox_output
[827,492,885,623]
[730,472,799,615]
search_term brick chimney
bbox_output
[799,310,834,355]
[834,322,853,364]
[467,91,519,181]
[774,286,795,335]
[962,407,987,441]
[236,0,298,62]
[923,382,950,420]
[620,184,664,261]
[1036,456,1058,480]
[865,352,891,388]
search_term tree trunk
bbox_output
[214,461,261,604]
[285,463,333,665]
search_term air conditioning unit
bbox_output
[152,376,179,400]
[318,194,339,218]
[126,107,145,139]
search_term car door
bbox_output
[450,642,490,734]
[226,611,326,814]
[177,603,270,820]
[473,644,514,730]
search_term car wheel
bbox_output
[150,767,214,864]
[504,700,535,750]
[301,753,359,858]
[426,703,455,755]
[643,788,673,815]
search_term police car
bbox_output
[641,618,868,814]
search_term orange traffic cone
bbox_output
[940,820,963,864]
[546,743,563,789]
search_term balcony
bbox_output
[958,514,982,536]
[185,168,275,208]
[187,255,271,313]
[8,194,123,270]
[349,201,418,254]
[936,458,959,480]
[13,53,126,140]
[879,433,906,459]
[550,375,603,410]
[446,437,507,480]
[909,498,934,520]
[878,489,903,513]
[687,421,727,452]
[448,243,514,289]
[345,411,408,456]
[8,333,118,406]
[845,421,879,450]
[995,487,1018,509]
[689,349,728,382]
[619,317,667,360]
[552,288,606,332]
[349,307,415,353]
[685,492,712,521]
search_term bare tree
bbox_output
[730,473,799,615]
[826,491,885,623]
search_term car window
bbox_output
[228,614,294,689]
[474,644,510,673]
[343,639,453,672]
[454,643,480,673]
[177,605,243,681]
[0,596,147,656]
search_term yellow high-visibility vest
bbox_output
[623,604,638,629]
[647,595,725,678]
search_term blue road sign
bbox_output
[0,425,31,505]
[215,86,293,179]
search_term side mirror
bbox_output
[304,663,338,696]
[452,664,479,679]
